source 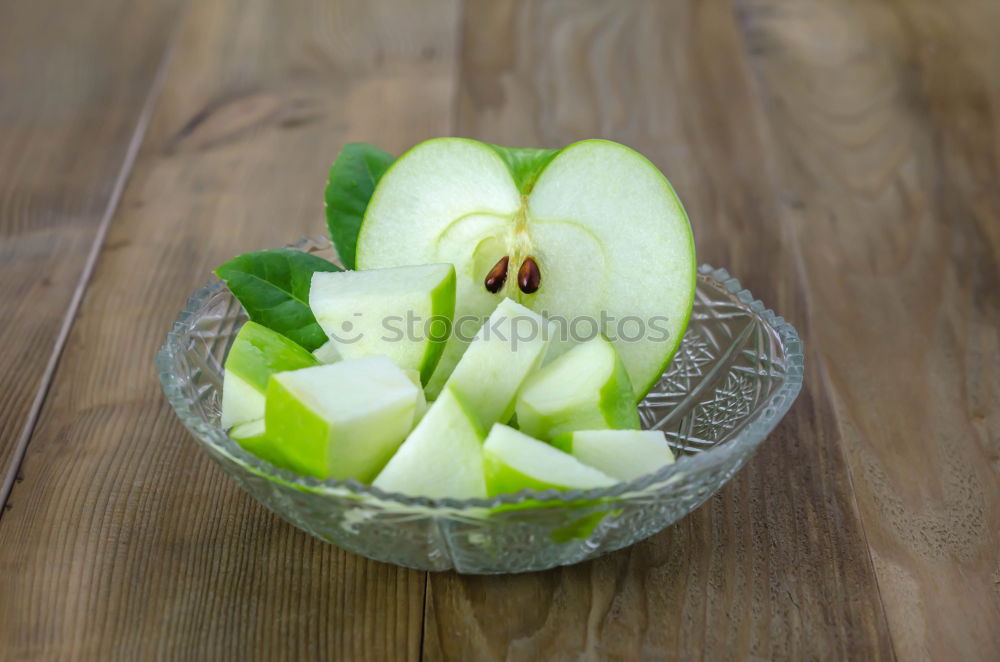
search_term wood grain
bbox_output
[0,0,458,658]
[424,1,894,659]
[0,0,182,501]
[736,0,1000,658]
[3,0,997,658]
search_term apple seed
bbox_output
[518,257,541,294]
[484,256,510,293]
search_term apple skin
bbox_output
[551,429,674,482]
[373,385,487,499]
[482,424,615,496]
[356,138,696,400]
[221,321,320,429]
[515,337,640,441]
[310,263,455,385]
[263,356,420,482]
[483,456,576,495]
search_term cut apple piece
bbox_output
[373,386,487,499]
[442,297,550,428]
[356,138,696,399]
[482,424,616,496]
[551,429,674,481]
[220,321,320,429]
[264,355,420,481]
[309,263,455,384]
[515,337,640,440]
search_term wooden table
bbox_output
[1,1,997,659]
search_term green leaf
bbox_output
[486,144,561,195]
[215,249,341,351]
[324,143,394,269]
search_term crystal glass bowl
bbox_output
[157,237,803,573]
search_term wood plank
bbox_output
[0,0,182,500]
[424,1,894,659]
[735,0,1000,658]
[0,0,459,658]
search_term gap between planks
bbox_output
[0,13,187,518]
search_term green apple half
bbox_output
[220,321,320,429]
[264,355,420,481]
[373,385,487,499]
[483,424,616,496]
[356,138,696,399]
[515,336,639,440]
[442,297,551,429]
[309,263,455,384]
[551,429,674,482]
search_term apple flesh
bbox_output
[482,424,616,496]
[311,340,341,364]
[402,368,428,427]
[264,355,420,481]
[551,429,674,482]
[220,321,320,429]
[442,297,551,428]
[373,386,487,499]
[356,138,696,399]
[309,263,455,384]
[515,336,640,440]
[230,419,266,441]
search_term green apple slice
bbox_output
[264,355,420,481]
[309,263,456,384]
[373,386,487,499]
[551,429,674,482]
[515,336,640,440]
[482,424,616,496]
[356,138,696,399]
[442,297,551,428]
[220,321,320,429]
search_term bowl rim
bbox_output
[157,238,804,511]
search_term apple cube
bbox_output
[443,297,551,428]
[309,263,455,384]
[551,429,674,481]
[373,386,487,499]
[515,336,640,440]
[482,424,615,496]
[264,355,420,481]
[220,321,320,429]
